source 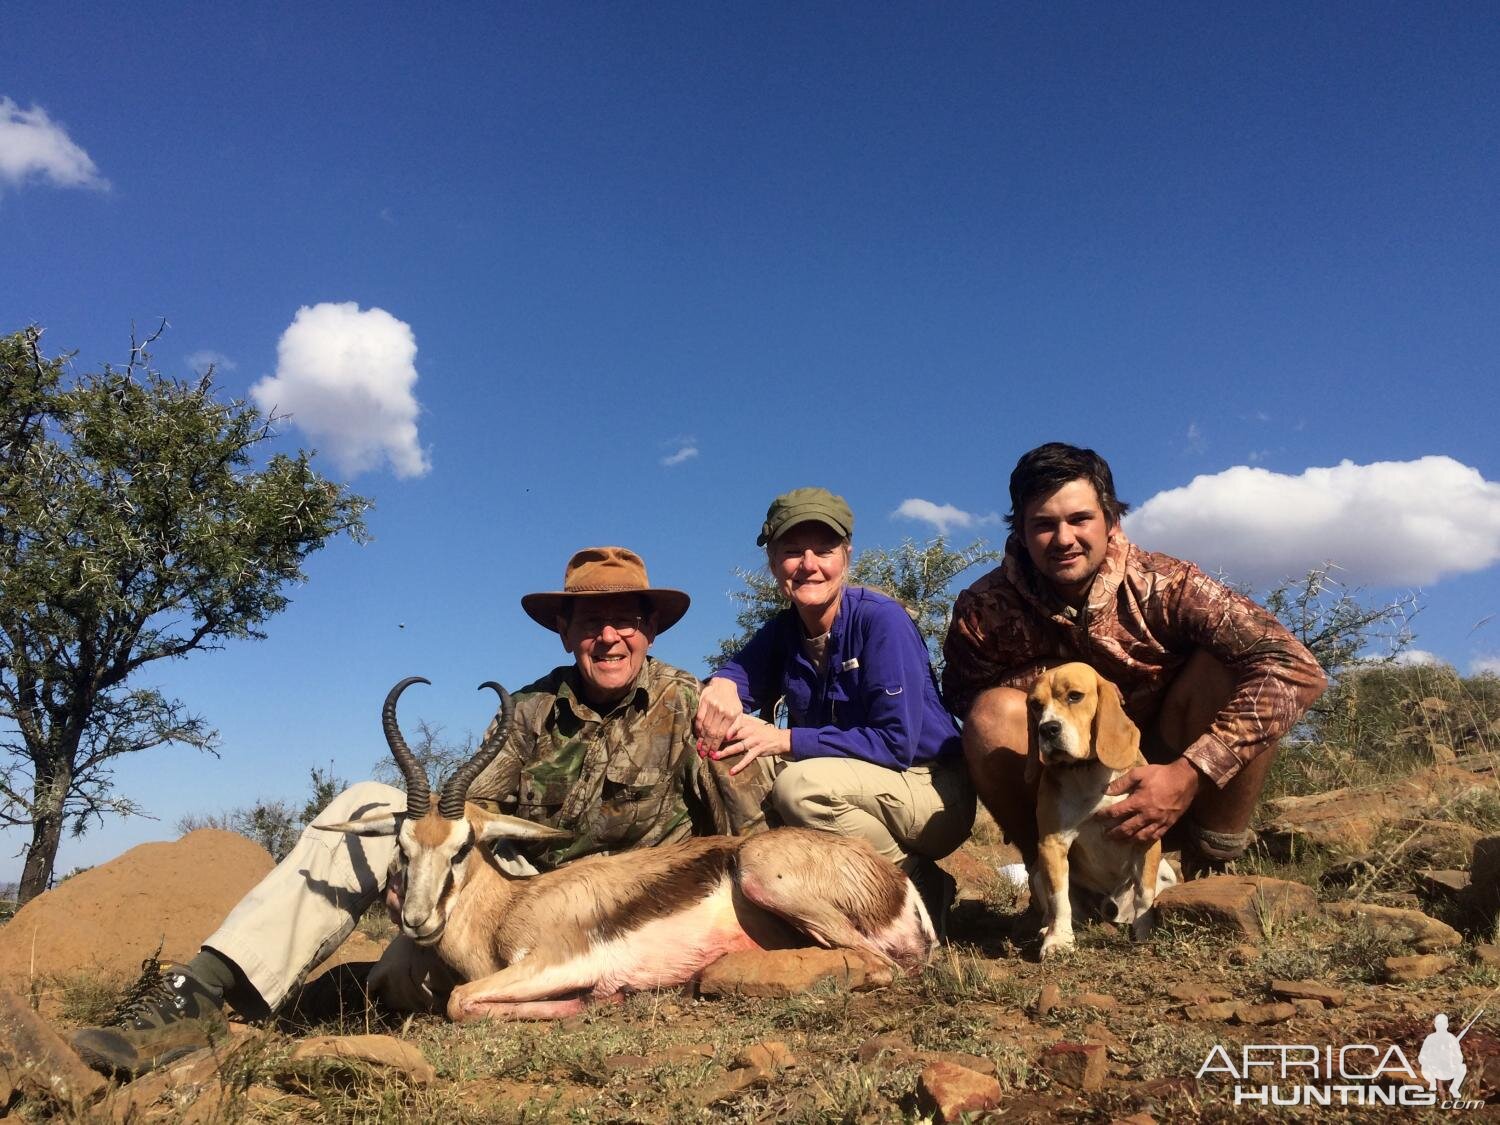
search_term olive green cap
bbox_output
[757,487,855,547]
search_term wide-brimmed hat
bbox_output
[757,487,855,547]
[521,546,691,634]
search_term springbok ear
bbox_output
[1091,678,1141,771]
[474,812,576,845]
[314,813,404,837]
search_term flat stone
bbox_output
[1327,902,1462,952]
[1166,981,1232,1005]
[732,1041,795,1073]
[1083,1021,1126,1053]
[1292,999,1325,1017]
[697,948,892,998]
[1232,1002,1296,1026]
[918,1059,1003,1122]
[1074,991,1117,1010]
[1383,954,1455,983]
[287,1034,434,1086]
[1474,944,1500,967]
[1269,979,1346,1007]
[1038,1041,1107,1091]
[1155,875,1318,939]
[1415,869,1470,897]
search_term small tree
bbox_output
[707,536,999,669]
[371,718,476,790]
[0,327,369,902]
[177,764,350,861]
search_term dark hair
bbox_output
[1005,442,1129,530]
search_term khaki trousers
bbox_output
[769,755,976,874]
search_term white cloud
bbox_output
[1472,656,1500,678]
[251,302,430,479]
[660,440,698,467]
[0,98,108,191]
[1392,649,1443,667]
[1125,457,1500,587]
[893,499,1000,537]
[186,349,237,373]
[1185,421,1205,454]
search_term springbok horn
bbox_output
[384,676,432,819]
[438,682,515,820]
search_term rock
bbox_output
[696,948,892,998]
[1183,1002,1238,1022]
[933,1051,998,1076]
[0,831,273,1004]
[660,1043,716,1063]
[1261,767,1491,857]
[1291,999,1325,1017]
[1415,869,1469,897]
[1227,944,1261,966]
[857,1035,919,1069]
[1269,979,1345,1007]
[1326,902,1462,952]
[0,984,107,1108]
[1036,982,1062,1016]
[1154,875,1318,939]
[732,1041,795,1073]
[918,1060,1003,1122]
[104,1048,233,1122]
[1166,982,1232,1005]
[1474,944,1500,967]
[1383,954,1455,983]
[601,1053,650,1074]
[1039,1041,1107,1090]
[287,1034,435,1086]
[1233,1002,1296,1026]
[1083,1021,1126,1053]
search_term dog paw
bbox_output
[1039,931,1076,959]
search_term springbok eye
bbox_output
[452,838,473,866]
[1067,691,1085,704]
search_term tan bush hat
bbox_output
[521,546,690,634]
[757,487,855,547]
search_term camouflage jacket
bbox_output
[942,531,1327,788]
[467,657,769,868]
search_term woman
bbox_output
[695,487,976,927]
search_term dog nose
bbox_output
[1038,719,1062,739]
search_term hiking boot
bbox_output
[71,956,227,1077]
[910,858,957,944]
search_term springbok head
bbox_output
[321,676,571,944]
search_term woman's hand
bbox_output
[694,677,746,756]
[710,714,793,775]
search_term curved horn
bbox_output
[438,682,514,820]
[384,676,432,819]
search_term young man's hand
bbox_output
[1095,758,1201,843]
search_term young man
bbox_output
[73,546,767,1077]
[943,443,1327,875]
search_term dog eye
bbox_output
[1067,691,1085,704]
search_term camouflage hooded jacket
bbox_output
[942,531,1327,787]
[467,657,769,868]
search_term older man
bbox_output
[943,443,1327,876]
[74,546,766,1077]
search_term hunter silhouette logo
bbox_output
[1197,1006,1486,1109]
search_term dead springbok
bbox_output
[323,677,936,1021]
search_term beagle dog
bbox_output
[1026,662,1176,958]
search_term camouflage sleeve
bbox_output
[465,690,545,806]
[1165,566,1329,787]
[942,585,1051,716]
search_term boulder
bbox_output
[918,1059,1003,1121]
[1154,875,1318,939]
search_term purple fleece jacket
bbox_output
[714,586,962,769]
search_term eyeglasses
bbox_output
[572,614,646,638]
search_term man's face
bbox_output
[1022,478,1111,603]
[559,594,657,708]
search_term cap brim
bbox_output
[756,507,852,546]
[520,589,691,634]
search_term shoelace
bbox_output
[107,944,175,1026]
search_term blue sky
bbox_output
[3,3,1498,883]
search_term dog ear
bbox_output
[1090,676,1141,770]
[1024,717,1041,787]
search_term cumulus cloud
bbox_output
[660,439,698,467]
[251,303,429,478]
[0,98,108,191]
[1392,649,1443,667]
[1125,457,1500,587]
[893,499,1000,537]
[186,349,236,373]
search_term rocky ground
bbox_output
[3,758,1500,1122]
